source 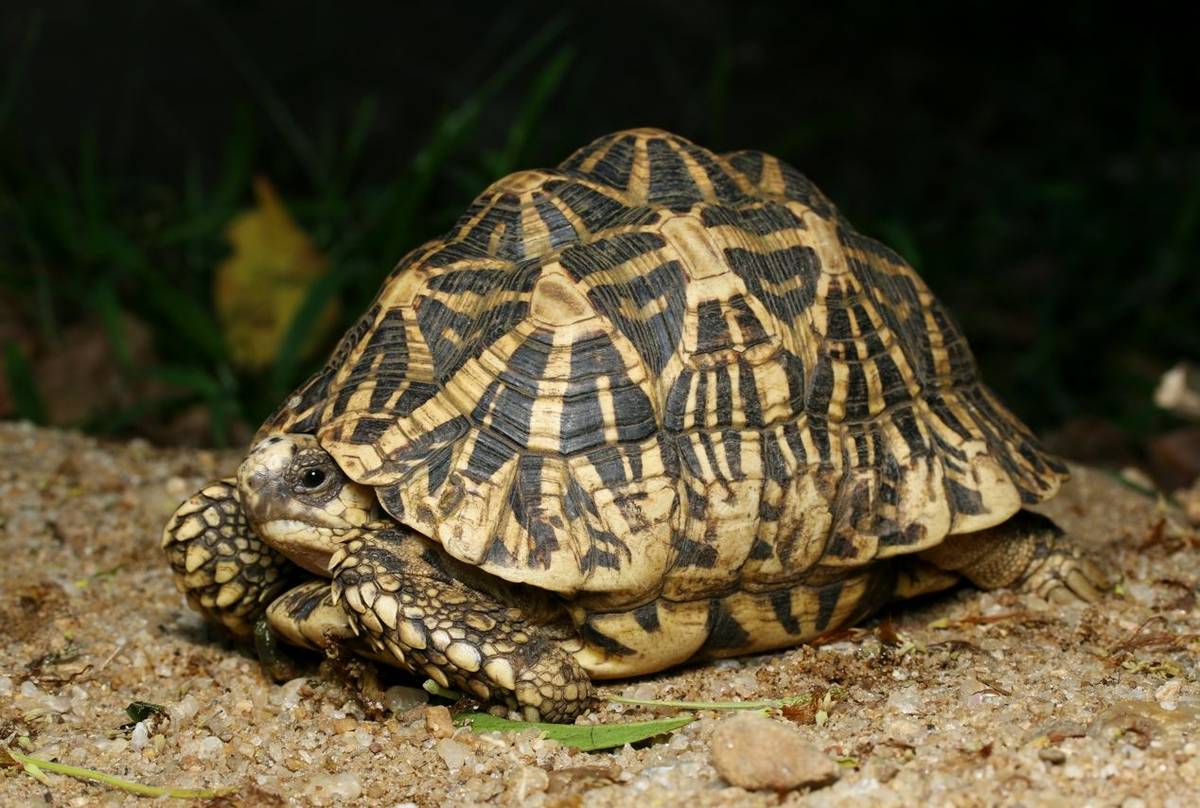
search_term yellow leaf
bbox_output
[214,177,338,369]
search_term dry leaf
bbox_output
[214,177,338,369]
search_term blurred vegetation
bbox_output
[0,3,1197,450]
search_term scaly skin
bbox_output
[161,478,294,637]
[163,436,595,721]
[920,510,1112,604]
[330,528,595,722]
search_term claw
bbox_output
[1081,559,1114,590]
[1047,585,1077,605]
[1065,568,1102,603]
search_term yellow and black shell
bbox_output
[259,128,1065,662]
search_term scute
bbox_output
[261,128,1067,609]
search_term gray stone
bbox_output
[710,712,839,791]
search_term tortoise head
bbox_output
[237,434,376,576]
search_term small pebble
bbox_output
[436,738,473,774]
[624,683,657,701]
[383,684,428,713]
[1039,747,1067,764]
[425,705,454,739]
[304,772,362,804]
[1155,679,1182,711]
[41,693,72,713]
[130,721,149,750]
[884,717,922,744]
[729,670,759,697]
[331,717,358,734]
[197,735,224,759]
[168,693,199,725]
[505,765,550,801]
[710,712,839,791]
[547,764,621,795]
[885,685,922,715]
[272,677,309,710]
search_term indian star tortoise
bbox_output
[163,128,1109,722]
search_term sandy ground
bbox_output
[2,421,1200,807]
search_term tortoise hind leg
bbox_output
[920,510,1112,604]
[162,478,295,637]
[329,527,596,722]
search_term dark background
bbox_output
[2,2,1197,479]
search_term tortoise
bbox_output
[163,128,1109,722]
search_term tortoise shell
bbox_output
[259,128,1065,617]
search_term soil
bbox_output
[2,422,1199,806]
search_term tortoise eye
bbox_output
[300,468,327,490]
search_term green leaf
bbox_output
[455,712,694,752]
[124,701,166,724]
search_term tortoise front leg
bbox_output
[256,578,393,681]
[329,528,596,722]
[162,478,295,637]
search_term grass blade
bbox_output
[380,12,571,258]
[211,106,256,213]
[196,9,324,187]
[488,45,575,177]
[94,282,133,374]
[3,341,45,423]
[5,748,234,799]
[338,96,379,184]
[268,263,351,400]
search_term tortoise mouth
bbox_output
[256,518,348,576]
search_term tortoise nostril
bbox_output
[247,471,269,492]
